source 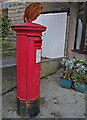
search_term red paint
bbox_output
[11,22,46,100]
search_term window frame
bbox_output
[74,2,87,54]
[1,0,8,18]
[1,0,8,11]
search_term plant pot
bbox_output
[60,77,72,89]
[74,82,87,93]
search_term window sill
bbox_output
[71,49,87,54]
[2,8,8,10]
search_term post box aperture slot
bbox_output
[34,41,42,43]
[34,40,42,46]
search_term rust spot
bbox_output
[26,102,30,109]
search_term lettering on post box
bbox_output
[36,49,41,63]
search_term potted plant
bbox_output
[72,70,87,93]
[61,58,87,91]
[60,68,74,88]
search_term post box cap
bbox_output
[11,22,46,31]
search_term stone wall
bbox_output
[64,15,70,57]
[67,3,87,62]
[2,2,26,56]
[3,2,70,56]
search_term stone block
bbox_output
[1,58,62,94]
[40,58,62,78]
[2,65,17,93]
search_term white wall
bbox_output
[33,12,67,58]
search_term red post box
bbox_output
[11,3,46,118]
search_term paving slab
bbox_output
[2,70,86,119]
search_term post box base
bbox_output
[17,97,40,118]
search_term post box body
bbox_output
[17,36,42,100]
[12,22,46,117]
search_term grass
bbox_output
[44,76,48,79]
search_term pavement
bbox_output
[2,70,86,119]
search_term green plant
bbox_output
[72,70,87,84]
[74,60,87,67]
[2,51,12,56]
[1,14,11,41]
[44,76,48,79]
[74,82,85,88]
[2,42,9,47]
[0,14,11,49]
[61,58,87,73]
[60,68,74,80]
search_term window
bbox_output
[0,2,1,9]
[74,2,87,54]
[2,1,8,9]
[76,18,83,50]
[84,23,87,50]
[0,2,1,13]
[2,0,8,17]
